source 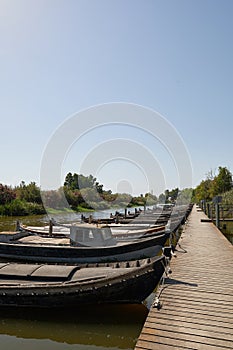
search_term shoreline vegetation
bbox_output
[1,166,232,217]
[0,172,192,217]
[193,166,233,238]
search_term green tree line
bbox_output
[193,166,233,203]
[62,172,158,211]
[4,165,227,217]
[0,173,159,216]
[0,181,45,216]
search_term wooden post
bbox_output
[16,220,20,231]
[49,220,53,236]
[210,204,213,220]
[201,200,205,213]
[215,203,220,228]
[88,215,92,224]
[124,208,127,218]
[207,203,210,218]
[203,200,207,214]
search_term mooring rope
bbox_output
[152,255,172,309]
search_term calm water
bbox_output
[0,209,154,350]
[0,304,150,350]
[0,207,146,231]
[220,221,233,244]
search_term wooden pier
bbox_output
[135,204,233,350]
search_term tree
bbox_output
[95,182,103,194]
[145,192,157,205]
[41,189,66,209]
[63,188,83,208]
[64,172,73,188]
[0,184,16,205]
[213,166,232,194]
[169,188,179,202]
[194,179,213,202]
[193,166,233,203]
[64,173,98,190]
[164,189,170,203]
[16,181,42,203]
[176,188,193,205]
[158,193,166,203]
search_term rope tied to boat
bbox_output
[152,254,172,310]
[175,242,187,253]
[152,207,194,310]
[171,228,187,254]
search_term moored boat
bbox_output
[0,225,170,264]
[18,221,167,241]
[0,255,166,308]
[110,224,166,240]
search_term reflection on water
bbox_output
[0,215,50,231]
[220,221,233,245]
[0,304,148,350]
[224,233,233,244]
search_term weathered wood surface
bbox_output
[135,204,233,350]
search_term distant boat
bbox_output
[110,224,167,240]
[0,224,170,264]
[0,255,166,308]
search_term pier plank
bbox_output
[146,316,233,333]
[149,307,233,325]
[135,205,233,350]
[148,311,233,325]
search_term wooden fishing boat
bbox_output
[0,255,166,308]
[18,221,167,241]
[17,222,70,237]
[0,225,170,264]
[110,224,166,240]
[82,214,170,225]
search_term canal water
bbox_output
[0,303,150,350]
[220,221,233,244]
[0,206,146,231]
[0,209,155,350]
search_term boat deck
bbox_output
[135,204,233,350]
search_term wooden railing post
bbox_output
[210,204,213,220]
[203,200,207,214]
[49,220,53,236]
[215,203,220,228]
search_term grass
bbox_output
[46,207,74,214]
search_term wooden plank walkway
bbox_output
[135,204,233,350]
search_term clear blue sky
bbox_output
[1,0,233,195]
